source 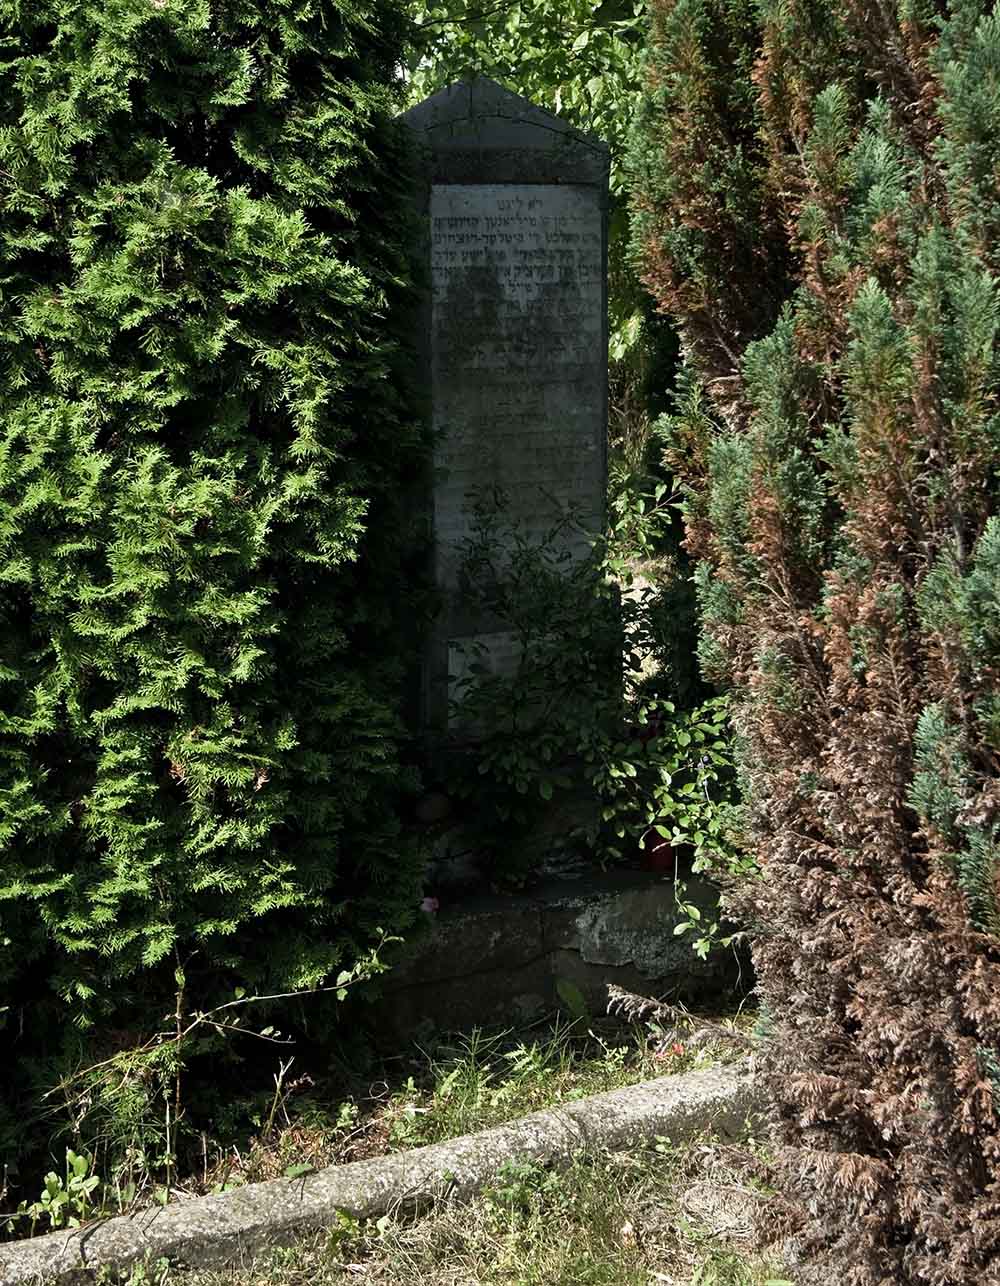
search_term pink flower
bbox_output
[420,896,440,914]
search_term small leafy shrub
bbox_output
[595,694,735,859]
[594,693,750,956]
[5,1150,104,1235]
[440,490,624,878]
[441,486,743,932]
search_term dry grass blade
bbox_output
[605,985,757,1054]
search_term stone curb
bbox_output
[0,1066,761,1285]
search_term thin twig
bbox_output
[43,944,400,1102]
[414,1,518,30]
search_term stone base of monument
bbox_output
[422,783,601,894]
[372,870,745,1042]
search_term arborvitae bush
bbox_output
[0,0,425,1046]
[634,0,1000,1281]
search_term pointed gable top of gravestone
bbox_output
[401,75,606,148]
[401,76,609,187]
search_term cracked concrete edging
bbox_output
[0,1066,762,1286]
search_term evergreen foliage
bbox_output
[634,0,1000,1280]
[0,0,425,1033]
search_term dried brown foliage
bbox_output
[633,0,1000,1281]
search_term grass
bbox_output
[353,1018,704,1149]
[12,1007,793,1284]
[87,1008,793,1286]
[103,1133,792,1286]
[2,1008,750,1234]
[190,1009,753,1192]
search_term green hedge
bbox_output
[0,0,426,1030]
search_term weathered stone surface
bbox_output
[387,901,546,989]
[572,875,723,977]
[378,960,552,1037]
[0,1068,762,1286]
[428,182,604,585]
[375,870,736,1040]
[549,951,706,1011]
[401,78,608,186]
[402,77,609,730]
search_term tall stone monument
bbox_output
[402,77,609,732]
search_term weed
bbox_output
[5,1149,105,1234]
[97,1259,171,1286]
[154,1137,790,1285]
[376,1019,664,1152]
[7,935,399,1226]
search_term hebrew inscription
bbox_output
[430,182,605,590]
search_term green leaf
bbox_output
[555,978,590,1019]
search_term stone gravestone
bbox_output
[402,77,609,733]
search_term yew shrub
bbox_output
[0,0,424,1046]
